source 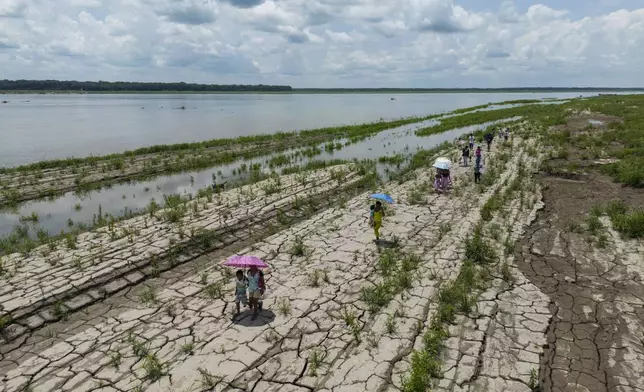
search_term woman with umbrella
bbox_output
[433,158,452,193]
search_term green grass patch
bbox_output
[361,251,421,313]
[604,200,644,238]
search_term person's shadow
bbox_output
[232,309,276,327]
[375,239,398,249]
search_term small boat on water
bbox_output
[391,97,396,100]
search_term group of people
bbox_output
[459,126,511,184]
[460,139,484,184]
[234,266,266,320]
[232,126,514,318]
[485,127,510,151]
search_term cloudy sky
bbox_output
[0,0,643,88]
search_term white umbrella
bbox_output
[433,157,452,169]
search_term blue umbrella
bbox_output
[370,193,394,204]
[433,162,451,170]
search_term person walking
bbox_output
[372,201,385,243]
[462,144,470,167]
[484,132,493,152]
[247,267,261,320]
[474,153,483,184]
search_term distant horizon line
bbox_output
[0,79,642,91]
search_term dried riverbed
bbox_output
[0,122,556,392]
[2,96,642,392]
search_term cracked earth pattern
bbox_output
[433,175,551,392]
[4,123,640,392]
[389,131,554,392]
[516,181,644,392]
[0,165,363,338]
[0,131,532,392]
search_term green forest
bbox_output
[0,79,642,93]
[0,79,292,92]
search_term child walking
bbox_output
[247,266,261,320]
[234,270,248,316]
[373,201,385,243]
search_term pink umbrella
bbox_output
[222,255,269,269]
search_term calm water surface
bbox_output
[0,91,617,167]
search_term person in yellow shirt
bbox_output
[373,201,385,242]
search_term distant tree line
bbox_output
[296,87,644,93]
[0,79,292,92]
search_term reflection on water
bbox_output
[0,117,519,238]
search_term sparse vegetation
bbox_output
[465,225,497,265]
[277,298,292,316]
[528,368,539,391]
[139,285,157,304]
[290,235,307,256]
[198,367,220,389]
[361,251,421,313]
[402,231,495,391]
[204,282,224,299]
[308,349,323,376]
[308,269,322,287]
[142,354,166,381]
[181,342,195,355]
[385,314,397,335]
[603,200,644,238]
[109,351,122,369]
[53,300,68,320]
[341,307,357,326]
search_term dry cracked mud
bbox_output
[0,165,365,336]
[1,121,642,392]
[515,176,644,392]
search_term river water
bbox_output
[0,91,621,167]
[0,91,634,240]
[0,116,513,238]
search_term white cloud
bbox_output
[0,0,643,87]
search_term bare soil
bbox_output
[514,114,644,392]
